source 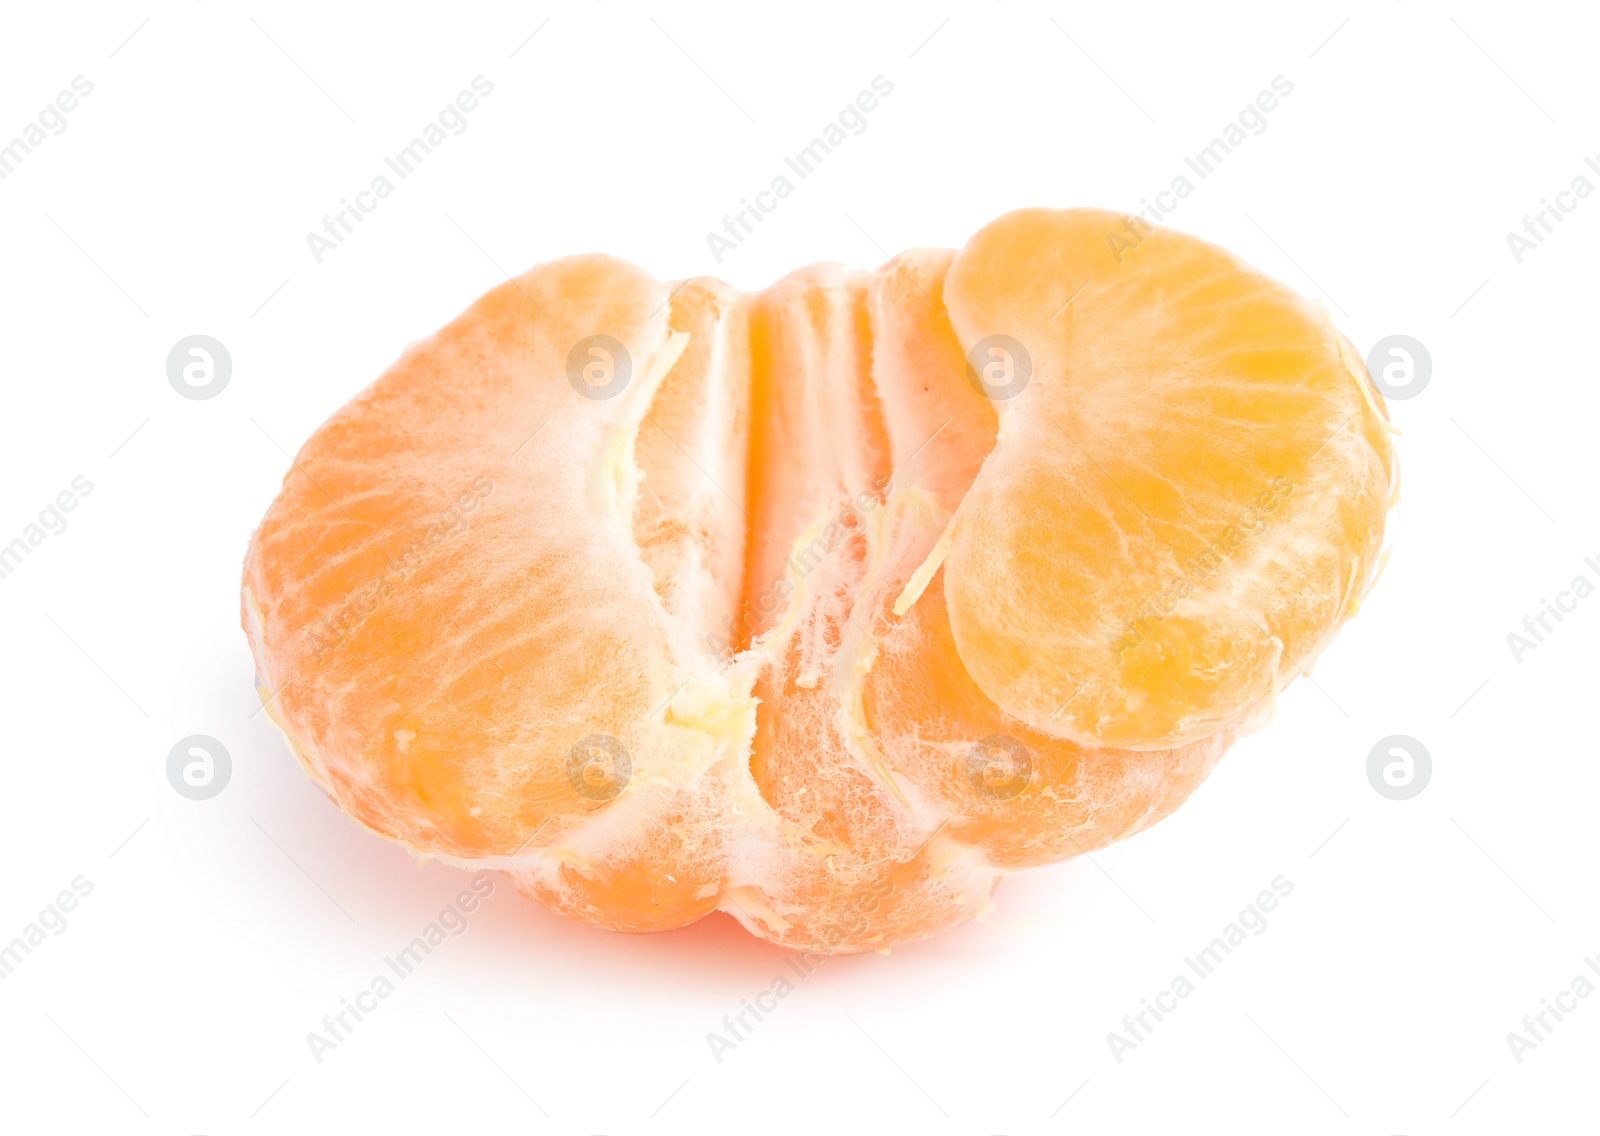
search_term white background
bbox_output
[1,1,1595,1132]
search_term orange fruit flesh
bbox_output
[242,208,1395,952]
[942,210,1394,749]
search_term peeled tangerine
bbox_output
[242,208,1396,953]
